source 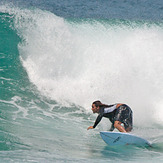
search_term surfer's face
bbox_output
[92,104,99,113]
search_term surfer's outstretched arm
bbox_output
[87,114,103,130]
[87,126,93,130]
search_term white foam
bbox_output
[2,5,163,126]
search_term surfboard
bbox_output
[100,131,151,147]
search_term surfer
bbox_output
[87,100,133,133]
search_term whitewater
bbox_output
[0,1,163,162]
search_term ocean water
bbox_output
[0,0,163,162]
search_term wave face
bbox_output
[13,6,163,124]
[0,4,163,162]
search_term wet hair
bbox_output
[92,100,110,108]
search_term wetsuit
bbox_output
[93,104,133,131]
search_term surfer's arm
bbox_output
[87,126,94,130]
[93,114,103,128]
[87,114,103,130]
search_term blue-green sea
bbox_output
[0,0,163,162]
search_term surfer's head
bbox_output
[91,100,102,113]
[92,100,109,113]
[92,100,102,107]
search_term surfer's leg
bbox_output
[125,126,132,132]
[114,105,132,132]
[114,121,127,132]
[123,107,133,132]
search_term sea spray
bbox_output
[1,5,163,128]
[7,7,163,127]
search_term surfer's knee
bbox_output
[114,121,121,128]
[114,121,127,132]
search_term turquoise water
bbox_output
[0,1,163,162]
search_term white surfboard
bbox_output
[100,131,151,147]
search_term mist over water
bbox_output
[11,7,163,127]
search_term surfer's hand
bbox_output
[87,126,94,130]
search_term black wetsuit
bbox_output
[93,104,133,131]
